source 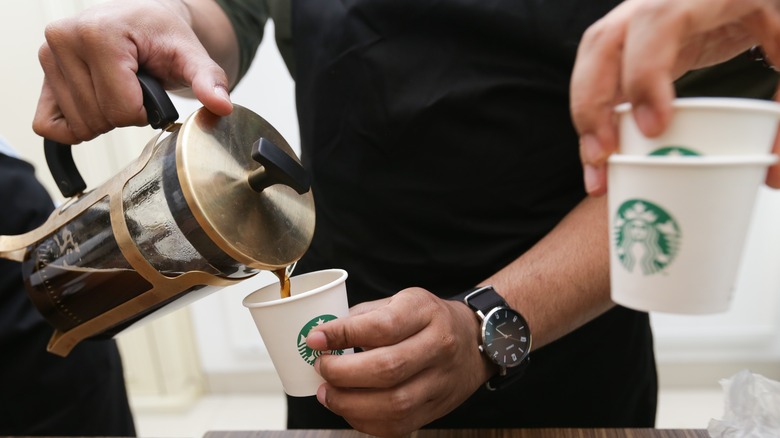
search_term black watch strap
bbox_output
[450,286,530,391]
[486,356,529,391]
[454,286,506,315]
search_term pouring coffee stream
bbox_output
[0,73,314,356]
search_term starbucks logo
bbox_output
[649,146,700,156]
[297,314,344,365]
[614,199,681,275]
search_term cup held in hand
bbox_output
[617,98,780,156]
[242,268,351,396]
[609,97,780,314]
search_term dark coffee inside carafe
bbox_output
[24,265,152,332]
[21,196,153,332]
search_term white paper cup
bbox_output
[617,98,780,156]
[242,268,352,396]
[607,154,777,314]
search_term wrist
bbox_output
[452,299,500,384]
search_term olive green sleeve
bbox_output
[675,51,779,100]
[214,0,269,82]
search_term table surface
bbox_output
[205,429,709,438]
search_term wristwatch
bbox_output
[451,285,532,391]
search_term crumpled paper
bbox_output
[707,369,780,437]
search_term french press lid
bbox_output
[175,105,315,270]
[43,72,315,272]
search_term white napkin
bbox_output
[708,369,780,437]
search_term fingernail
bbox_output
[306,330,327,349]
[584,164,602,194]
[214,85,231,104]
[634,104,660,136]
[580,134,603,164]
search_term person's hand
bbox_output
[305,288,494,437]
[33,0,233,145]
[570,0,780,196]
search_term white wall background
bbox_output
[1,0,779,393]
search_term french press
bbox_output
[0,74,315,356]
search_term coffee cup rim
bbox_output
[242,268,348,308]
[608,154,778,167]
[615,97,780,116]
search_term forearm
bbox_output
[483,195,614,348]
[177,0,241,86]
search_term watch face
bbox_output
[481,307,531,368]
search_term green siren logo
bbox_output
[649,146,701,156]
[297,314,344,365]
[614,199,681,275]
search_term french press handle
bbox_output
[43,71,179,198]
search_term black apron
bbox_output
[289,0,657,428]
[0,154,136,436]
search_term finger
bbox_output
[304,296,391,352]
[766,148,780,189]
[38,28,128,144]
[583,163,608,197]
[76,18,224,125]
[570,11,626,152]
[621,1,697,137]
[309,289,433,351]
[766,96,780,188]
[315,323,440,389]
[34,42,106,144]
[49,20,132,136]
[311,290,450,389]
[318,368,448,437]
[305,297,391,353]
[141,30,235,116]
[33,75,76,145]
[570,5,632,195]
[751,5,780,188]
[189,64,233,116]
[621,0,764,137]
[744,1,780,68]
[78,34,149,129]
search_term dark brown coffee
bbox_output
[273,266,292,299]
[23,262,153,332]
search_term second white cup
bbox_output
[608,154,776,314]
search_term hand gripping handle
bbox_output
[43,71,179,197]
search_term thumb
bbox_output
[188,63,233,116]
[305,297,391,351]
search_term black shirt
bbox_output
[216,0,777,428]
[289,0,656,428]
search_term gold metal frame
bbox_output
[0,127,244,357]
